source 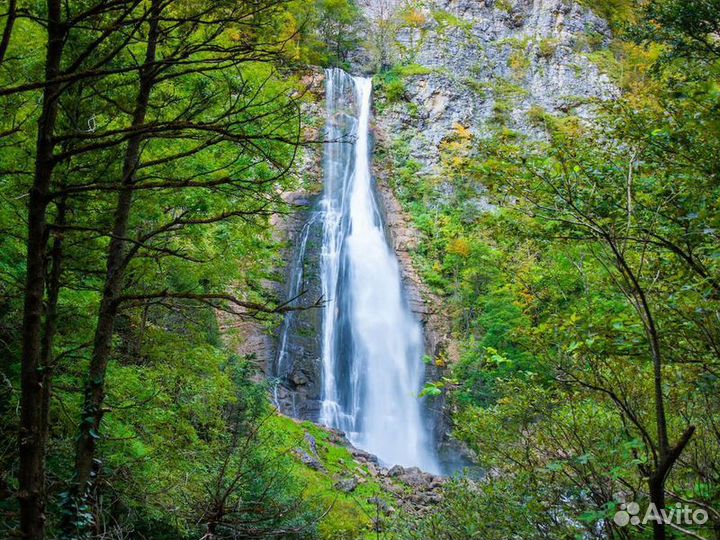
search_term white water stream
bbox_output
[318,68,438,473]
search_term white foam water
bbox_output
[318,68,439,474]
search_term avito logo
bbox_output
[613,501,708,527]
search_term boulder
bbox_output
[294,448,325,472]
[334,477,358,492]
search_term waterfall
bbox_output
[318,68,439,473]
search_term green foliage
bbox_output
[301,0,364,66]
[576,0,636,26]
[491,77,529,99]
[431,10,472,31]
[394,475,588,540]
[508,48,531,77]
[526,104,551,125]
[374,60,439,110]
[395,63,433,77]
[374,67,415,106]
[585,40,660,90]
[537,37,559,59]
[269,417,397,539]
[49,315,321,538]
[385,79,407,102]
[0,0,364,537]
[2,1,720,539]
[495,0,514,15]
[491,99,511,125]
[462,77,488,98]
[627,0,720,83]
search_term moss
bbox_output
[431,10,472,31]
[491,78,529,100]
[406,101,420,117]
[508,49,530,77]
[373,70,404,109]
[462,78,488,98]
[388,135,426,204]
[469,62,486,78]
[526,105,551,126]
[491,99,512,125]
[492,100,510,114]
[538,38,559,59]
[504,36,531,79]
[267,416,397,540]
[495,0,513,14]
[395,63,433,77]
[296,325,315,337]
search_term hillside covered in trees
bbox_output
[0,0,719,539]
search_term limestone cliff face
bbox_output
[373,0,618,169]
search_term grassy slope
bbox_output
[268,415,404,539]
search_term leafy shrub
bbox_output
[386,79,406,102]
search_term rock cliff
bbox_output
[372,0,618,173]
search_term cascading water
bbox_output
[318,68,439,473]
[272,211,319,414]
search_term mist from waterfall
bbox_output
[318,68,439,473]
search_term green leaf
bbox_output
[419,385,442,398]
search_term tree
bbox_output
[35,0,307,535]
[315,0,363,64]
[363,0,400,70]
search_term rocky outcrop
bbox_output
[295,432,327,472]
[270,191,325,419]
[374,0,618,170]
[350,442,450,515]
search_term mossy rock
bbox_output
[267,415,399,539]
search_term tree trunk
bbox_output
[0,0,17,64]
[71,0,161,510]
[39,195,67,473]
[18,2,64,538]
[606,239,697,540]
[649,475,667,540]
